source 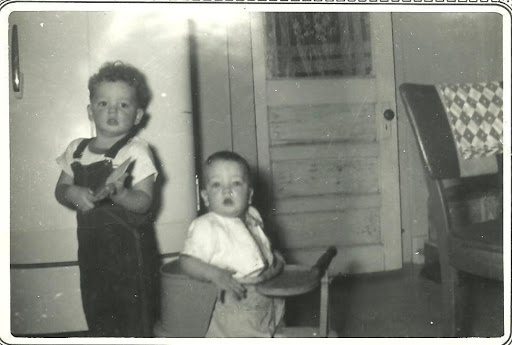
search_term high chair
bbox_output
[153,246,338,338]
[259,246,338,337]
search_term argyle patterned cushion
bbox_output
[436,82,503,160]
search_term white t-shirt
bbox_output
[56,136,158,186]
[182,206,275,279]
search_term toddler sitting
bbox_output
[179,151,284,337]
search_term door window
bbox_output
[265,12,373,78]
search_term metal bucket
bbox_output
[153,260,217,337]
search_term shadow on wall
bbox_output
[252,168,281,247]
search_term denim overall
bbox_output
[71,135,159,337]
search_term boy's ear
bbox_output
[200,189,209,207]
[87,105,93,121]
[134,108,144,125]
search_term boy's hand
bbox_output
[211,269,247,301]
[111,173,128,197]
[109,173,129,202]
[67,185,96,212]
[92,173,129,202]
[238,250,285,284]
[91,184,114,202]
[92,159,132,203]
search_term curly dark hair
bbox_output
[88,61,152,110]
[203,151,253,187]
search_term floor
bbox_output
[285,263,505,338]
[28,263,505,339]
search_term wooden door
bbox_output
[251,12,401,274]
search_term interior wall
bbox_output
[193,12,258,193]
[392,12,503,263]
[193,17,232,162]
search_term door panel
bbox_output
[269,103,377,143]
[251,12,401,274]
[272,158,379,197]
[275,208,381,248]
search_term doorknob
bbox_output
[383,109,395,121]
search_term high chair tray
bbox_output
[255,264,320,297]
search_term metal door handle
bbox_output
[11,24,21,93]
[383,109,395,121]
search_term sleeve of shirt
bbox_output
[181,217,217,264]
[55,138,83,177]
[124,139,158,186]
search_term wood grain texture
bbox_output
[271,142,379,161]
[272,158,378,197]
[273,193,380,214]
[273,208,381,248]
[269,103,376,144]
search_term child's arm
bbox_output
[55,171,96,212]
[179,254,247,300]
[108,173,154,214]
[237,249,285,284]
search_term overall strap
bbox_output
[72,138,93,159]
[104,131,135,159]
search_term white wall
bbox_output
[192,12,258,170]
[392,12,503,263]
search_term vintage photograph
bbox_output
[2,1,510,343]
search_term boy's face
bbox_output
[201,160,253,218]
[88,81,143,138]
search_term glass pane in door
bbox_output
[265,12,373,78]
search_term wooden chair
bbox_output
[399,83,503,337]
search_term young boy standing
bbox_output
[55,61,159,337]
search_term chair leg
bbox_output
[318,273,329,337]
[440,264,466,337]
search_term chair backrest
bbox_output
[399,83,460,180]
